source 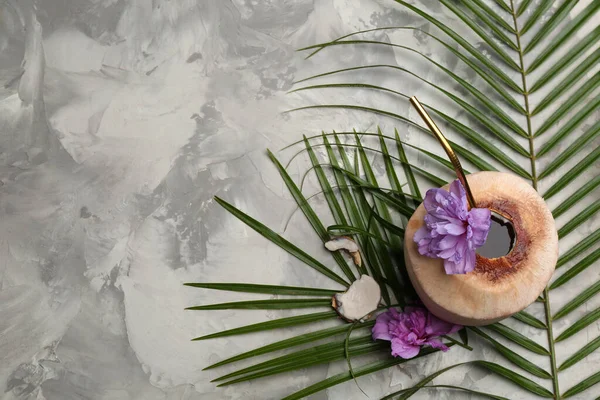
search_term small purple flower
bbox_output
[413,180,491,274]
[372,307,461,359]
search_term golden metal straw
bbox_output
[409,96,477,209]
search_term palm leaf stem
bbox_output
[509,1,559,397]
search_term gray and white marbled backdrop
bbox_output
[0,0,598,399]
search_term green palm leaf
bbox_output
[530,25,600,93]
[470,0,514,33]
[192,311,338,341]
[485,322,549,355]
[383,384,510,400]
[520,0,553,34]
[267,150,357,283]
[512,310,547,329]
[383,361,553,399]
[523,0,579,61]
[554,281,600,321]
[213,335,383,384]
[556,228,600,268]
[543,146,600,199]
[559,336,600,371]
[213,196,349,287]
[538,119,600,178]
[552,175,600,218]
[550,248,600,289]
[185,298,331,311]
[563,371,600,398]
[392,0,521,77]
[183,283,341,296]
[204,321,374,370]
[282,347,442,400]
[557,201,600,239]
[463,1,516,44]
[526,0,600,69]
[469,327,552,378]
[301,29,525,111]
[556,307,600,342]
[534,72,600,134]
[532,55,600,117]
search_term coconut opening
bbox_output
[476,210,516,259]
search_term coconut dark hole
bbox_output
[476,211,516,258]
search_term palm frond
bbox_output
[530,25,600,92]
[281,347,442,400]
[485,322,549,355]
[184,282,341,296]
[556,228,600,268]
[469,327,552,379]
[214,196,349,287]
[526,0,600,69]
[382,361,553,399]
[204,321,373,370]
[267,149,357,282]
[192,311,337,341]
[186,298,332,311]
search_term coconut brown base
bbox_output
[404,171,558,326]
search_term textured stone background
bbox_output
[0,0,598,399]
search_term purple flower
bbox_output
[372,307,461,359]
[413,180,491,274]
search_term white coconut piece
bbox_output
[325,236,359,252]
[332,275,381,322]
[325,236,362,266]
[404,171,558,326]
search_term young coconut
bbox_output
[325,237,379,321]
[404,171,558,326]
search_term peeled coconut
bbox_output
[404,171,558,326]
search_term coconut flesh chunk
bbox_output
[325,236,362,267]
[332,275,381,322]
[404,171,558,326]
[325,237,359,253]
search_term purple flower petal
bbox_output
[391,339,421,359]
[425,313,461,336]
[372,312,393,341]
[468,208,492,247]
[413,180,491,275]
[435,232,458,249]
[423,188,443,213]
[437,248,457,259]
[373,307,463,359]
[449,180,467,211]
[424,338,449,351]
[454,236,467,257]
[463,249,476,274]
[443,258,463,275]
[445,223,468,236]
